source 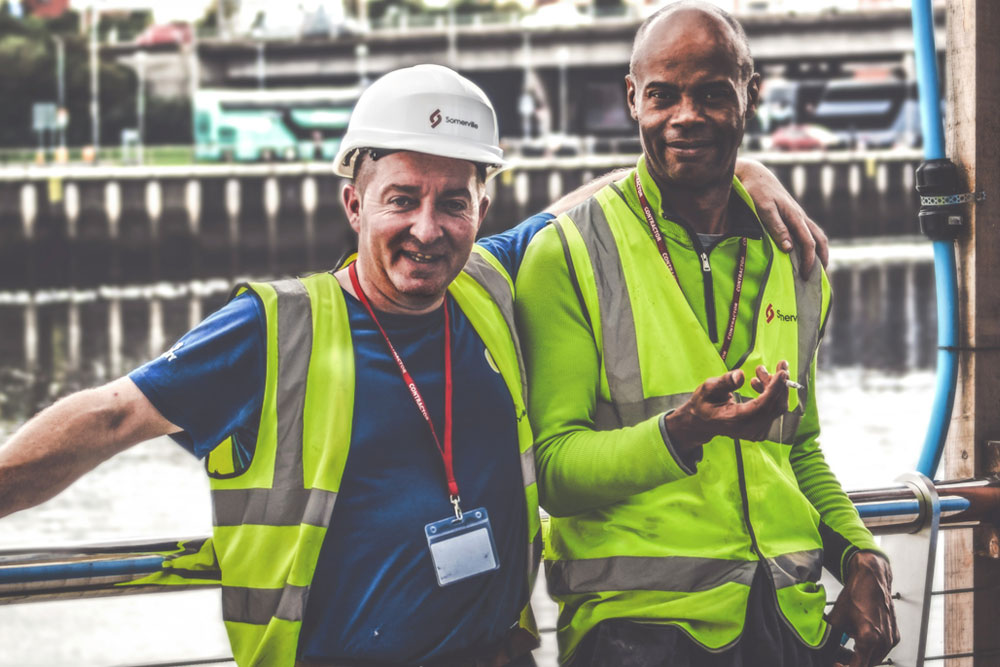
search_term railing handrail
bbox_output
[2,475,997,606]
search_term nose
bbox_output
[671,94,704,127]
[409,202,445,245]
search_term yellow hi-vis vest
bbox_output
[543,183,832,661]
[132,249,541,666]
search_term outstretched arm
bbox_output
[735,157,829,277]
[0,377,179,519]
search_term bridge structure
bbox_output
[106,7,945,138]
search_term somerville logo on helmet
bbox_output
[428,108,480,131]
[765,303,797,324]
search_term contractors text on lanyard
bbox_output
[348,263,501,587]
[348,262,462,519]
[634,171,748,362]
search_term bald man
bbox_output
[515,3,898,666]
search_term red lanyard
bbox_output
[348,263,461,515]
[633,171,748,362]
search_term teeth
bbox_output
[405,251,436,263]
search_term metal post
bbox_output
[256,41,266,90]
[557,46,570,136]
[216,0,227,40]
[359,0,369,32]
[54,36,67,160]
[89,3,100,160]
[355,43,369,87]
[136,50,146,165]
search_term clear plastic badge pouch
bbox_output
[425,507,500,587]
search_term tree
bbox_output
[0,5,147,148]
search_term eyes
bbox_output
[387,195,470,215]
[647,85,734,105]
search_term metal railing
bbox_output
[2,474,996,665]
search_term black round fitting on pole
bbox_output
[915,158,965,241]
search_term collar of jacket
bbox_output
[617,155,765,249]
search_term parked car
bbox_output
[770,124,845,151]
[135,22,192,47]
[809,79,922,149]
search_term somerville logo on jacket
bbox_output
[765,303,797,324]
[429,108,479,130]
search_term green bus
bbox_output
[193,87,360,162]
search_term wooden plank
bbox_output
[945,2,1000,666]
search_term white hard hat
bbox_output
[334,64,507,181]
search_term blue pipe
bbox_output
[0,555,164,585]
[912,0,945,160]
[911,0,959,479]
[855,496,969,519]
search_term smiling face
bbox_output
[341,151,489,314]
[626,8,759,192]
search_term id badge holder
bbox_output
[425,507,500,587]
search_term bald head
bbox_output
[630,1,753,83]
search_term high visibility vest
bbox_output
[542,180,833,662]
[131,249,541,666]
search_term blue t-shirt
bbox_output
[129,212,554,662]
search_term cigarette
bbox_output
[785,380,804,390]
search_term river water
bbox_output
[0,238,945,666]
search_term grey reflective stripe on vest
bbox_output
[463,252,528,402]
[520,448,536,487]
[272,279,313,489]
[222,583,310,625]
[211,279,326,521]
[463,252,541,579]
[558,199,646,428]
[546,549,822,597]
[212,278,333,628]
[765,410,803,445]
[213,486,337,527]
[770,548,823,589]
[565,195,823,437]
[791,251,824,405]
[594,394,692,431]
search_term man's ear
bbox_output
[476,194,491,232]
[341,183,362,234]
[745,72,762,121]
[625,75,639,121]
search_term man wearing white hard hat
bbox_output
[0,64,821,666]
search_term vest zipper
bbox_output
[733,439,766,563]
[734,438,818,646]
[673,222,718,343]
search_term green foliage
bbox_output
[98,10,152,43]
[195,0,239,30]
[0,8,191,148]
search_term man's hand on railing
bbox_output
[826,551,900,667]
